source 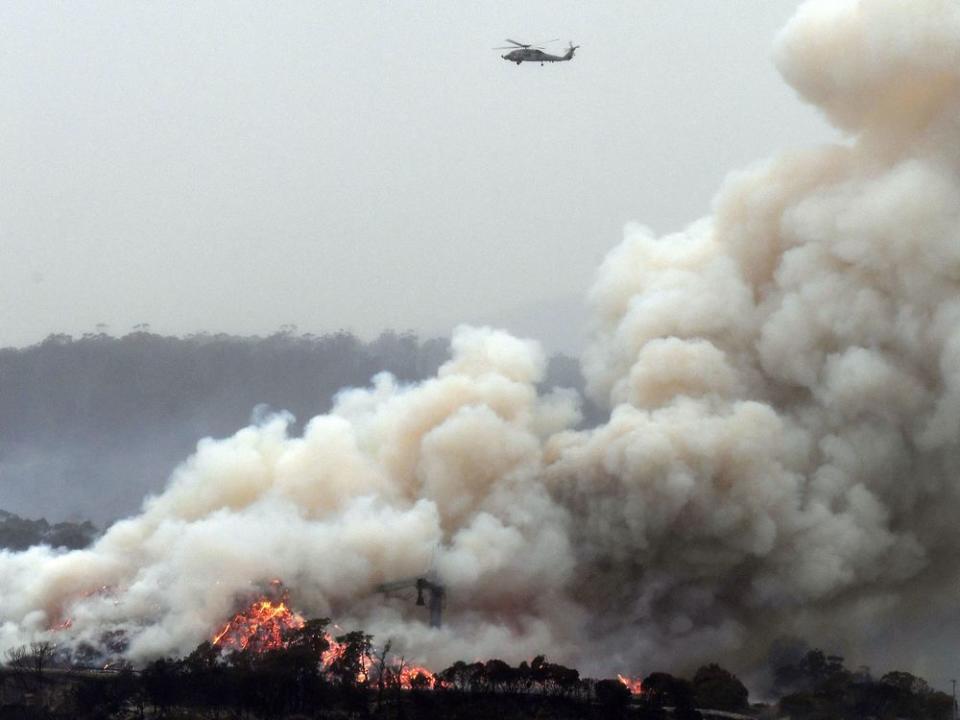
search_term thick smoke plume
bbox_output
[3,0,960,677]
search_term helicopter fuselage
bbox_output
[501,48,574,65]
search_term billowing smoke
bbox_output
[4,0,960,677]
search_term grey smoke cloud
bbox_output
[3,0,960,679]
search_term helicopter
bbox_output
[494,39,579,66]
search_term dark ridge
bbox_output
[0,329,593,524]
[0,509,97,551]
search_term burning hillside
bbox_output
[3,0,960,681]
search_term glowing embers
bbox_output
[212,595,305,653]
[618,673,643,695]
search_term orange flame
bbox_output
[398,664,435,689]
[209,599,644,697]
[319,634,376,683]
[212,597,305,653]
[618,673,643,695]
[211,593,680,695]
[320,634,348,667]
[318,633,429,687]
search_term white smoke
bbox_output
[4,0,960,677]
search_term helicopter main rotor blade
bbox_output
[502,38,558,48]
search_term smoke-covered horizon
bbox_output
[4,0,960,685]
[1,329,591,524]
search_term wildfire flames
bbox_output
[618,674,643,695]
[212,597,305,653]
[319,636,347,668]
[398,665,435,689]
[209,593,629,693]
[315,632,434,688]
[208,595,432,687]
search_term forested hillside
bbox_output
[0,509,97,551]
[0,330,589,523]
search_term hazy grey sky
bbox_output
[1,1,829,352]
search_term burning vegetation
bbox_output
[618,673,643,695]
[207,591,437,690]
[4,589,956,720]
[211,596,305,653]
[5,624,954,720]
